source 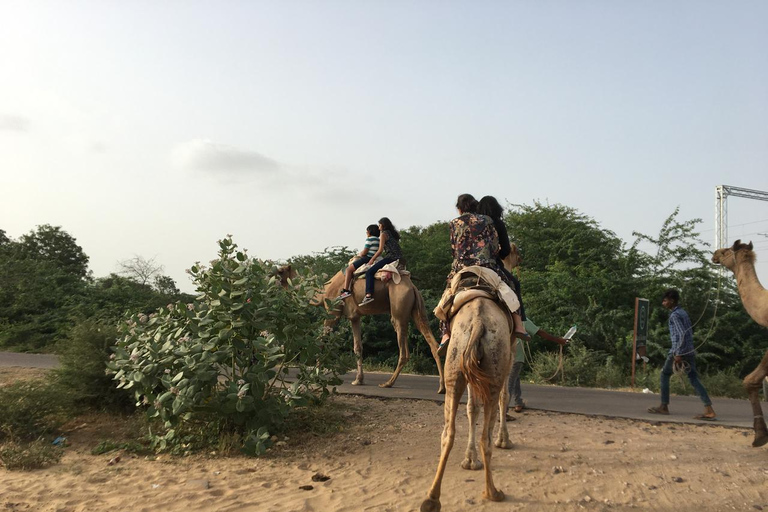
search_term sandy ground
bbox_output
[1,369,767,512]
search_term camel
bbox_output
[421,297,513,511]
[711,240,768,448]
[303,266,445,393]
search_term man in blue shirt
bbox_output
[648,289,717,420]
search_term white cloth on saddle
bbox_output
[434,266,520,321]
[352,259,410,284]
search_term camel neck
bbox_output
[734,260,768,321]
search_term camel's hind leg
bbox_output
[481,389,505,502]
[350,318,364,386]
[421,379,466,512]
[462,388,483,470]
[380,314,411,388]
[495,371,513,449]
[411,288,446,394]
[744,350,768,447]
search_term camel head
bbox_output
[274,264,297,289]
[712,239,755,272]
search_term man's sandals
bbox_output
[647,406,669,415]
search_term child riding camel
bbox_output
[338,224,380,300]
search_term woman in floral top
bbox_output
[448,194,503,281]
[438,193,528,351]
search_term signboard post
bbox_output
[631,298,650,389]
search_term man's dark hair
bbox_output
[366,224,380,237]
[663,288,680,303]
[456,193,478,214]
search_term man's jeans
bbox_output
[660,353,712,406]
[507,361,524,407]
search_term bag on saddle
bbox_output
[433,266,520,323]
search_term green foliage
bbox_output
[0,381,72,442]
[288,246,356,281]
[108,236,352,456]
[0,439,63,471]
[90,439,148,455]
[400,222,452,293]
[54,319,134,411]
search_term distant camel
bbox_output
[711,240,768,447]
[280,265,445,393]
[421,295,513,511]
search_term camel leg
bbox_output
[495,372,512,449]
[481,389,505,502]
[381,316,410,388]
[462,388,483,470]
[421,379,466,512]
[351,318,365,386]
[744,350,768,447]
[411,291,446,394]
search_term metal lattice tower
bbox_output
[715,185,768,249]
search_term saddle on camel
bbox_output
[434,265,521,357]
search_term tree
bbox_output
[117,255,164,286]
[18,224,90,279]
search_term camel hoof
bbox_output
[483,489,505,502]
[351,379,364,386]
[379,381,394,388]
[495,439,513,450]
[437,386,446,395]
[420,498,441,512]
[752,419,768,447]
[461,458,483,470]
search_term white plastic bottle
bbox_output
[564,325,577,340]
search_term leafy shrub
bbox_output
[108,237,351,455]
[54,320,133,411]
[0,439,63,471]
[0,381,71,442]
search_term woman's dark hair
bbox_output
[378,217,400,240]
[456,193,478,214]
[478,195,503,221]
[366,224,380,237]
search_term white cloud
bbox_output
[171,139,280,175]
[0,115,30,132]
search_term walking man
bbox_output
[648,289,717,420]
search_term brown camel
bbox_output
[421,297,513,511]
[312,268,446,393]
[712,240,768,447]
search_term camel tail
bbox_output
[460,316,493,405]
[411,287,439,348]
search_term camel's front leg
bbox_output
[351,318,365,386]
[381,318,410,388]
[744,352,768,447]
[481,390,505,502]
[462,388,483,470]
[495,372,512,449]
[421,379,466,512]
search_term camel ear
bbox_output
[732,239,742,250]
[747,241,753,251]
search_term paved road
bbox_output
[1,352,758,429]
[0,351,60,369]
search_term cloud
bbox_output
[0,115,30,132]
[171,139,280,175]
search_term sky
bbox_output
[1,1,767,293]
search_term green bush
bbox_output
[0,381,71,442]
[108,236,352,455]
[0,439,63,471]
[54,320,133,412]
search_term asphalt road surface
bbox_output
[1,352,757,429]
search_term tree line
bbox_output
[2,203,766,381]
